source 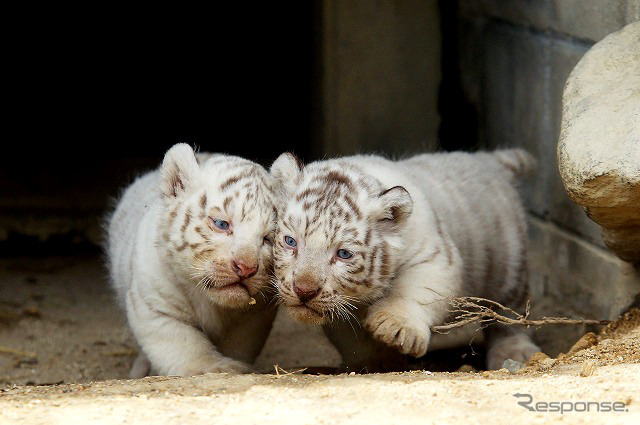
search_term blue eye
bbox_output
[336,249,353,259]
[284,236,297,247]
[210,218,229,231]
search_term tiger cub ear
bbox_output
[160,143,200,198]
[371,186,413,228]
[270,152,303,198]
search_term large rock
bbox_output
[558,22,640,264]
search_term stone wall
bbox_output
[457,0,640,354]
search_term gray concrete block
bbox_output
[552,0,632,41]
[509,30,553,218]
[479,24,515,150]
[479,24,553,218]
[459,0,553,30]
[463,20,604,245]
[527,216,639,355]
[320,0,441,157]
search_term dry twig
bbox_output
[273,364,307,376]
[432,296,610,334]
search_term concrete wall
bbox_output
[318,0,442,157]
[457,0,640,354]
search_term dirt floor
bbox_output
[1,256,639,424]
[0,256,342,385]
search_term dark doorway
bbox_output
[2,4,318,254]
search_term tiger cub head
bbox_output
[270,153,413,324]
[159,144,276,309]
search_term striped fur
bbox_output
[107,144,277,377]
[270,149,540,370]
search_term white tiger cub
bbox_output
[270,149,540,371]
[107,144,277,377]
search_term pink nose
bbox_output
[293,284,320,303]
[232,260,258,278]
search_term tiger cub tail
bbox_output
[493,148,536,183]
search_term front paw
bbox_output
[486,333,540,370]
[364,309,430,357]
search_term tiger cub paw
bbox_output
[364,307,431,358]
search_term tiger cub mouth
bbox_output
[287,304,326,324]
[214,280,250,294]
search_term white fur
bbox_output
[271,149,540,370]
[107,144,277,377]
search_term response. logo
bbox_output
[513,393,629,414]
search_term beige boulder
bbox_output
[558,22,640,263]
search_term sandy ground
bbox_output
[1,256,639,424]
[1,365,638,424]
[0,256,342,385]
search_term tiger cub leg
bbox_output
[484,324,540,370]
[129,352,151,378]
[363,251,463,358]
